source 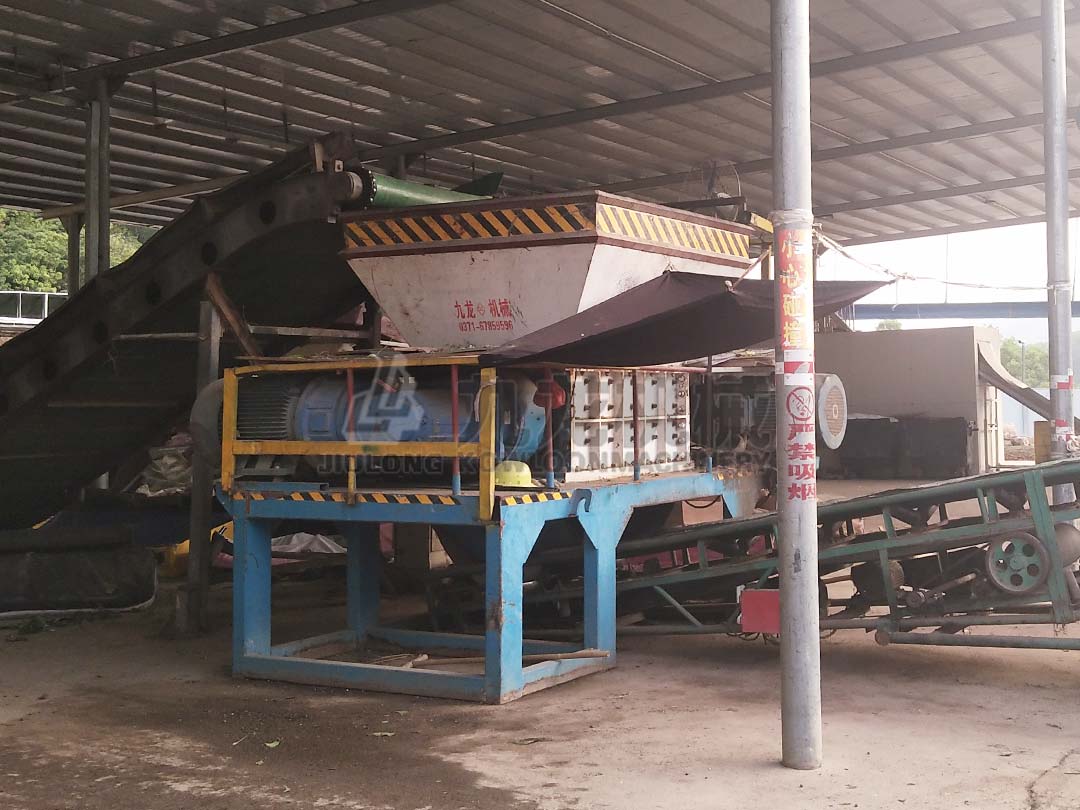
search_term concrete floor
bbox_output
[3,577,1080,810]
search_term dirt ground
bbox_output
[3,574,1080,810]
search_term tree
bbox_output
[875,318,903,331]
[0,207,155,292]
[0,209,67,291]
[1000,337,1050,388]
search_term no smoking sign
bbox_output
[786,386,815,422]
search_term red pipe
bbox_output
[544,369,555,488]
[632,371,641,481]
[450,364,461,494]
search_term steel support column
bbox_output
[61,214,83,293]
[83,78,111,279]
[771,0,823,770]
[1044,0,1074,501]
[181,300,222,634]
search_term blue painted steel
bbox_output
[232,517,272,670]
[577,488,631,657]
[240,654,488,701]
[289,370,545,462]
[271,629,355,657]
[228,490,481,525]
[370,625,577,655]
[341,523,381,638]
[485,522,526,701]
[522,657,608,686]
[223,470,731,703]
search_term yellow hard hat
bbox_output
[494,460,536,488]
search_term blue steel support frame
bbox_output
[223,471,730,703]
[341,523,381,638]
[232,516,273,670]
[578,489,633,655]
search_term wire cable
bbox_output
[818,232,1055,292]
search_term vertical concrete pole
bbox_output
[771,0,823,770]
[84,78,111,279]
[1043,0,1074,501]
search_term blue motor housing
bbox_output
[286,370,546,462]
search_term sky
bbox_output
[816,219,1080,345]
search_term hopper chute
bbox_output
[341,191,762,350]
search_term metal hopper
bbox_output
[341,191,761,349]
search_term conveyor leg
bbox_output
[232,516,273,671]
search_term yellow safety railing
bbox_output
[220,354,498,520]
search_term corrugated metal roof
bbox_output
[0,0,1077,242]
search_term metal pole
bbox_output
[61,214,83,293]
[1043,0,1074,504]
[772,0,823,770]
[705,355,714,473]
[544,368,556,488]
[631,370,641,482]
[83,78,111,279]
[183,299,222,634]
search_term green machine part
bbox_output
[355,168,502,209]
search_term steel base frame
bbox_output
[223,472,730,703]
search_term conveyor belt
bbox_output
[0,139,372,529]
[977,342,1080,432]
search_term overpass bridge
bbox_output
[853,301,1080,321]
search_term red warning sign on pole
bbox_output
[777,228,813,352]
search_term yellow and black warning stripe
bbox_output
[748,212,773,234]
[501,491,572,506]
[595,203,750,259]
[240,490,461,506]
[344,203,594,249]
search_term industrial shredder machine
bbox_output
[216,188,771,703]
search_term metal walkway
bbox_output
[0,141,372,530]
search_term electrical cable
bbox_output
[819,232,1055,292]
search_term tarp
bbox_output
[481,272,885,367]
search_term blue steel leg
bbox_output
[578,504,632,662]
[233,515,273,673]
[483,515,547,703]
[339,523,382,642]
[484,522,523,702]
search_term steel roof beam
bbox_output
[815,168,1080,216]
[0,176,186,216]
[39,0,454,91]
[602,107,1080,194]
[839,209,1080,245]
[40,176,238,219]
[0,191,175,227]
[358,10,1080,160]
[0,152,192,191]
